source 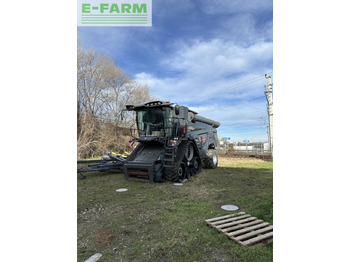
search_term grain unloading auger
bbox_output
[77,101,220,182]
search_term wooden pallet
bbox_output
[205,212,273,246]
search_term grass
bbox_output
[77,157,273,261]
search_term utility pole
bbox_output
[264,74,273,155]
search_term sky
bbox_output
[78,0,273,142]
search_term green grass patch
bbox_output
[78,158,273,261]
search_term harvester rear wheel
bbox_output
[164,141,189,182]
[203,149,218,169]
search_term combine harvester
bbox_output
[77,101,220,182]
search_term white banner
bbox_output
[77,0,152,27]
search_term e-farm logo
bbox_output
[77,0,152,26]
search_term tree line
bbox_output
[77,41,151,159]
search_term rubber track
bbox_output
[164,141,190,182]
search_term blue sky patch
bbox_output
[78,0,273,142]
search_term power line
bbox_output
[200,95,265,113]
[220,120,267,127]
[214,74,268,95]
[224,125,265,128]
[220,119,266,125]
[192,72,272,114]
[227,110,266,117]
[194,72,273,100]
[215,72,273,95]
[218,131,266,136]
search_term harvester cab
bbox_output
[137,108,166,137]
[123,101,220,183]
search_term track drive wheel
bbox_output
[193,156,202,174]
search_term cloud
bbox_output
[78,0,272,77]
[162,39,272,75]
[192,102,268,142]
[215,13,272,44]
[78,0,273,142]
[200,0,273,15]
[134,38,272,141]
[190,99,267,126]
[153,0,196,18]
[135,39,272,102]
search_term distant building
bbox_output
[232,141,268,152]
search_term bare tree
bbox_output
[77,42,152,159]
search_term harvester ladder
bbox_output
[164,139,176,168]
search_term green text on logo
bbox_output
[82,3,147,14]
